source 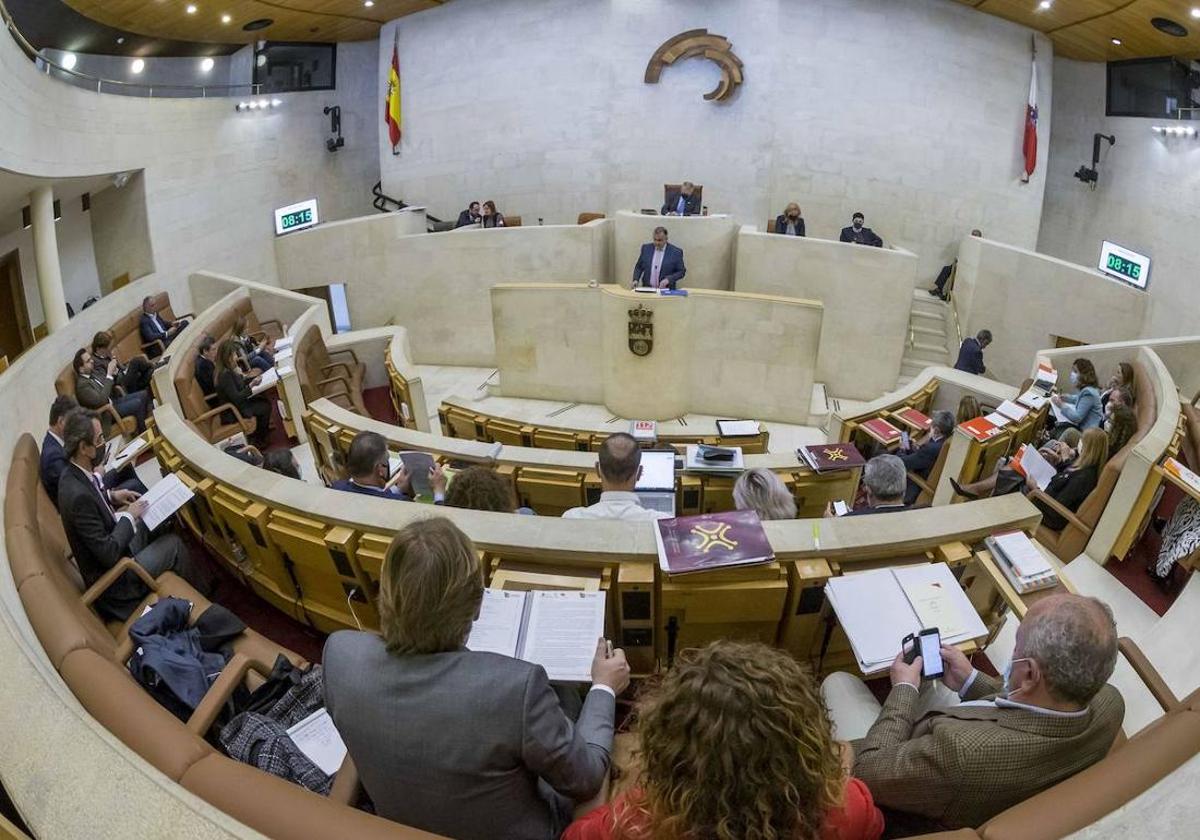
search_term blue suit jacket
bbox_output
[140,312,171,345]
[632,243,686,289]
[661,191,701,216]
[954,337,986,375]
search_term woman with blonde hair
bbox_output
[774,202,806,237]
[323,518,628,840]
[733,467,798,520]
[955,394,981,424]
[564,640,883,840]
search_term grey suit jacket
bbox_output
[323,631,615,840]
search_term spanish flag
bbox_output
[385,33,402,151]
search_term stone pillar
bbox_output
[30,185,70,334]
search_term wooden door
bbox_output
[0,251,33,359]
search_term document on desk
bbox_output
[1049,401,1070,424]
[251,367,279,396]
[893,564,977,639]
[521,591,606,683]
[107,435,149,471]
[1011,444,1057,491]
[140,473,195,531]
[285,708,347,776]
[273,335,294,352]
[466,589,605,682]
[992,531,1054,578]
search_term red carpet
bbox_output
[259,384,399,455]
[1103,474,1190,617]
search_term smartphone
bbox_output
[832,500,849,517]
[902,628,944,679]
[900,431,911,450]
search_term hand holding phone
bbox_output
[902,628,944,679]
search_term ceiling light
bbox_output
[1110,37,1122,45]
[131,58,145,73]
[364,0,374,6]
[1193,9,1200,20]
[1038,0,1051,9]
[116,36,125,44]
[256,53,267,67]
[186,4,198,14]
[61,52,77,71]
[271,98,282,107]
[236,101,248,111]
[221,13,232,24]
[200,57,214,72]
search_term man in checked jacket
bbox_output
[821,593,1124,832]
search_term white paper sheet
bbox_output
[273,335,294,351]
[893,564,987,643]
[825,569,921,670]
[251,367,279,396]
[108,435,148,471]
[520,591,605,682]
[465,589,526,658]
[1049,401,1070,424]
[995,400,1030,422]
[285,708,347,776]
[1017,390,1048,410]
[275,347,294,363]
[1017,445,1058,491]
[983,411,1012,428]
[716,419,760,436]
[140,473,195,531]
[992,532,1053,578]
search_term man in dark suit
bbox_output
[73,348,151,435]
[57,410,208,620]
[455,201,482,228]
[954,329,992,376]
[839,212,883,247]
[832,455,910,516]
[193,335,218,397]
[139,295,188,356]
[90,330,154,395]
[661,181,701,216]
[331,430,447,503]
[774,202,806,236]
[632,226,687,290]
[825,593,1122,832]
[898,410,954,505]
[323,517,628,840]
[41,397,146,504]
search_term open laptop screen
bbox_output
[636,450,676,493]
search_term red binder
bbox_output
[861,417,902,444]
[892,407,932,431]
[798,442,867,473]
[959,416,1002,442]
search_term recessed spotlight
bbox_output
[364,0,374,6]
[1038,0,1051,9]
[1193,9,1200,20]
[221,13,232,24]
[61,52,77,70]
[256,53,267,67]
[131,58,145,73]
[1110,37,1122,45]
[186,4,198,14]
[116,36,125,44]
[200,57,214,72]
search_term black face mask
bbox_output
[788,212,799,220]
[90,442,108,470]
[853,220,863,230]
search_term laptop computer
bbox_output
[635,449,677,516]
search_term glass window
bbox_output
[253,42,336,93]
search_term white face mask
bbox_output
[1002,657,1032,696]
[1069,371,1080,386]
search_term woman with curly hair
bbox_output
[564,640,883,840]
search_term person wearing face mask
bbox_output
[331,430,447,502]
[1104,403,1137,457]
[1051,358,1103,434]
[839,212,883,247]
[57,409,210,620]
[773,202,806,236]
[821,593,1122,833]
[1100,361,1135,412]
[661,181,701,217]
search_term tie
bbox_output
[91,472,115,517]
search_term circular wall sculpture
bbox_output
[644,28,744,103]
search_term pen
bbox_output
[812,522,821,551]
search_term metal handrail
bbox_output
[0,0,261,98]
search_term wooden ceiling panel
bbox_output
[61,0,443,45]
[957,0,1200,61]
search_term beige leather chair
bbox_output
[294,325,368,416]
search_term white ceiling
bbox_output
[0,171,122,239]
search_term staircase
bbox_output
[897,289,953,389]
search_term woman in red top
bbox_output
[563,640,883,840]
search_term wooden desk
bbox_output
[973,544,1077,621]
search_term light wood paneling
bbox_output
[63,0,443,45]
[957,0,1200,61]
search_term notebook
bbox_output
[798,442,867,473]
[635,449,677,516]
[251,367,279,395]
[716,419,761,437]
[861,417,902,444]
[892,407,932,431]
[959,416,1002,442]
[466,589,606,682]
[388,451,436,497]
[995,400,1031,422]
[985,532,1058,594]
[286,709,347,776]
[654,510,774,575]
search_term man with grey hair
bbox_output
[899,409,955,505]
[822,593,1123,832]
[840,454,909,516]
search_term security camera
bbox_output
[323,105,344,153]
[1074,133,1115,190]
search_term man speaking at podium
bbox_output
[632,226,686,291]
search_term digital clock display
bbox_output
[1097,240,1150,290]
[273,198,319,236]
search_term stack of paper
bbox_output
[1017,390,1048,410]
[140,473,195,531]
[1010,444,1057,490]
[274,335,294,352]
[995,400,1030,422]
[251,367,280,395]
[983,410,1012,428]
[824,563,987,675]
[986,532,1058,594]
[716,419,761,437]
